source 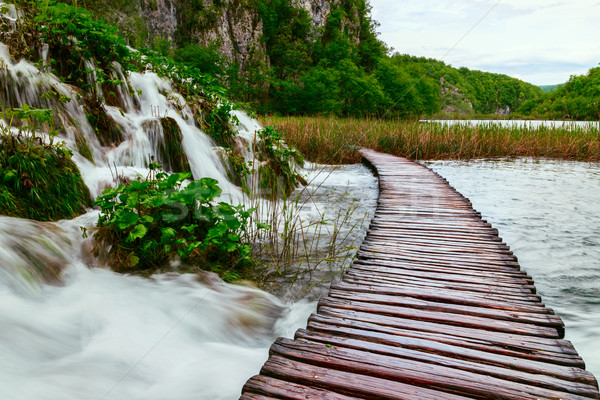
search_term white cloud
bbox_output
[370,0,600,84]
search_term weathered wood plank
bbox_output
[270,338,598,400]
[261,355,473,400]
[318,297,562,338]
[243,375,365,400]
[306,314,589,371]
[293,329,599,393]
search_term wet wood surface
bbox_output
[240,149,599,399]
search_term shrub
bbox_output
[0,104,91,220]
[92,164,256,280]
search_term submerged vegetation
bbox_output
[264,115,600,164]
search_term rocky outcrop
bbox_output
[301,0,332,29]
[133,0,339,69]
[140,0,179,42]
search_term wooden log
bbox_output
[261,354,473,400]
[243,375,365,400]
[307,314,588,372]
[318,297,561,338]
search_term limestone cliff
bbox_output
[122,0,344,69]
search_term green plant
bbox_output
[92,164,257,279]
[254,126,306,197]
[0,104,91,220]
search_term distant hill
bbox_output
[539,84,561,93]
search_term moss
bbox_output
[142,117,191,173]
[0,144,92,221]
[75,132,95,163]
[159,117,190,172]
[86,100,123,146]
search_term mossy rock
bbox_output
[85,101,123,146]
[0,144,92,221]
[143,117,191,173]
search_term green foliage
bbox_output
[519,67,600,120]
[8,0,130,86]
[93,165,256,278]
[0,104,91,220]
[174,42,226,76]
[254,126,305,196]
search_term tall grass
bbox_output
[261,116,600,164]
[245,163,372,300]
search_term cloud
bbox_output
[370,0,600,84]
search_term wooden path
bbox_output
[240,149,599,400]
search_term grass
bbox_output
[245,163,372,300]
[260,115,600,164]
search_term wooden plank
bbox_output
[260,355,473,400]
[270,338,598,400]
[295,323,598,388]
[331,280,546,309]
[357,251,529,276]
[294,329,599,393]
[344,270,536,296]
[353,259,533,283]
[307,314,588,370]
[359,246,521,268]
[314,308,581,359]
[321,294,562,338]
[353,257,533,285]
[243,375,365,400]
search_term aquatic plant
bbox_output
[264,115,600,163]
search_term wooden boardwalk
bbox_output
[240,149,599,400]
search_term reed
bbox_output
[260,116,600,164]
[245,163,371,300]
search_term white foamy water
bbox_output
[426,158,600,378]
[0,31,381,399]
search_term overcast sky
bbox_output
[369,0,600,85]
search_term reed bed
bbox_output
[260,116,600,164]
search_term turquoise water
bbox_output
[427,158,600,378]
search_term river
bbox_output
[426,158,600,377]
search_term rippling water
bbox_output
[426,158,600,377]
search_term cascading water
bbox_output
[0,20,378,398]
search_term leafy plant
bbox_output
[92,164,257,279]
[254,126,306,197]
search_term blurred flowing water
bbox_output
[0,36,380,399]
[426,158,600,377]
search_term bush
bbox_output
[92,165,256,280]
[0,104,91,220]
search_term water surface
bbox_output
[426,158,600,377]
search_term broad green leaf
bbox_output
[127,224,147,242]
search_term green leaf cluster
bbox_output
[254,126,306,197]
[93,167,256,278]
